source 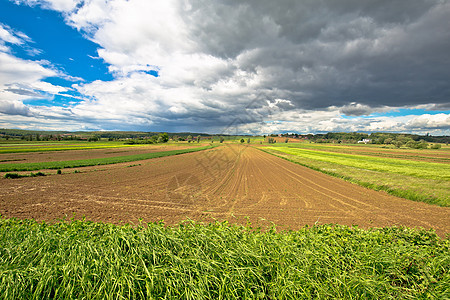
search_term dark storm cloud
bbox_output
[183,0,450,110]
[340,103,375,116]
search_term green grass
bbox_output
[0,141,136,154]
[0,217,448,299]
[0,146,212,172]
[261,146,450,207]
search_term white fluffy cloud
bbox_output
[0,23,73,119]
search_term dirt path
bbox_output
[1,144,448,236]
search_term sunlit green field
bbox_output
[262,143,450,207]
[1,218,448,299]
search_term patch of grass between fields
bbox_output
[0,217,448,299]
[4,172,46,179]
[0,146,213,172]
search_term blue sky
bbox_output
[0,0,449,135]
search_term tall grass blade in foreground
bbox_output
[0,217,448,299]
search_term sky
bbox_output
[0,0,449,135]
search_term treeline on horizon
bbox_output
[269,132,449,144]
[0,128,448,144]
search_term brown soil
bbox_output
[1,144,448,237]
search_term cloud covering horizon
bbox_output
[0,0,449,135]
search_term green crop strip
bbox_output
[0,146,212,172]
[268,147,450,180]
[0,217,448,299]
[0,144,136,154]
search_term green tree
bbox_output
[219,136,224,143]
[158,133,169,143]
[240,138,245,143]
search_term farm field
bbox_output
[1,142,449,298]
[0,140,133,153]
[0,143,203,164]
[274,142,450,163]
[0,144,212,172]
[262,143,450,207]
[1,144,449,237]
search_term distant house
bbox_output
[357,139,371,144]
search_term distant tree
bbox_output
[247,138,250,143]
[219,137,224,143]
[285,138,289,143]
[384,138,393,145]
[240,138,245,143]
[393,141,403,148]
[187,135,193,143]
[158,133,169,143]
[197,136,201,143]
[88,135,99,142]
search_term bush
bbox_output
[30,172,46,177]
[4,173,20,179]
[431,144,442,149]
[405,140,428,149]
[57,169,62,174]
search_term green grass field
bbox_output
[1,145,212,172]
[262,144,450,207]
[0,217,448,299]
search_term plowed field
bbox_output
[1,144,449,236]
